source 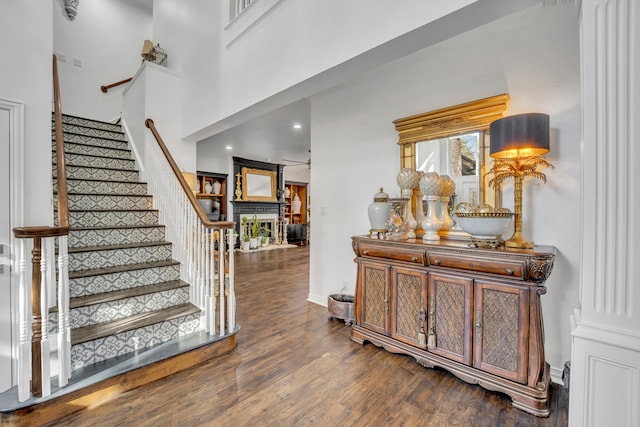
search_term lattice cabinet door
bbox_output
[357,260,390,335]
[427,273,474,365]
[390,267,427,348]
[473,280,530,383]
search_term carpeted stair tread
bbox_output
[68,259,180,279]
[67,240,171,254]
[71,303,200,345]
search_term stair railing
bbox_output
[11,54,72,401]
[145,119,236,337]
[100,77,133,93]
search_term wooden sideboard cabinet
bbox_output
[351,236,556,416]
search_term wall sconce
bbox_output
[488,113,553,249]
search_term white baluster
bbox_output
[226,229,236,332]
[218,232,225,335]
[40,238,50,397]
[57,235,71,386]
[17,240,30,402]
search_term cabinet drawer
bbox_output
[360,244,425,265]
[427,253,524,279]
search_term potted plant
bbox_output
[249,214,261,249]
[261,228,271,247]
[241,234,251,251]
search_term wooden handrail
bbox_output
[13,55,70,235]
[53,54,70,228]
[11,54,72,399]
[145,118,235,229]
[100,77,132,93]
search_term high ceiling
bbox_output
[197,99,311,166]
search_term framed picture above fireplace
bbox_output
[241,167,277,202]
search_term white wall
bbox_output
[151,0,545,141]
[309,5,580,376]
[123,63,193,174]
[53,0,152,121]
[0,0,54,391]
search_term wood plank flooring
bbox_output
[48,246,568,427]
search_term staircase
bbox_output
[51,114,201,370]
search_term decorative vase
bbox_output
[198,198,213,213]
[204,181,213,194]
[284,187,291,198]
[367,188,390,237]
[419,172,443,196]
[241,240,251,251]
[438,175,456,232]
[422,195,441,242]
[387,198,409,240]
[414,172,426,234]
[396,169,419,240]
[396,168,420,190]
[292,194,302,214]
[212,180,221,194]
[439,196,454,231]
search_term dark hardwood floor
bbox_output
[49,246,568,426]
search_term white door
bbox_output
[0,107,13,392]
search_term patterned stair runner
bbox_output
[52,114,201,370]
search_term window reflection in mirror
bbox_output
[416,131,482,206]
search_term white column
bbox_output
[570,1,640,426]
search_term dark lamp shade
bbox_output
[489,113,550,159]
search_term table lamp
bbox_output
[488,113,553,249]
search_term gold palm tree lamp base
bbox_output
[489,113,553,249]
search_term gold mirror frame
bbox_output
[393,94,510,237]
[241,167,277,202]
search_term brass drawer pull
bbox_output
[467,262,474,268]
[411,256,418,262]
[505,268,514,275]
[363,250,369,255]
[433,259,441,265]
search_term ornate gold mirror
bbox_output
[241,167,277,201]
[394,94,510,234]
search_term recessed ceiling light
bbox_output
[293,123,302,129]
[225,145,233,150]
